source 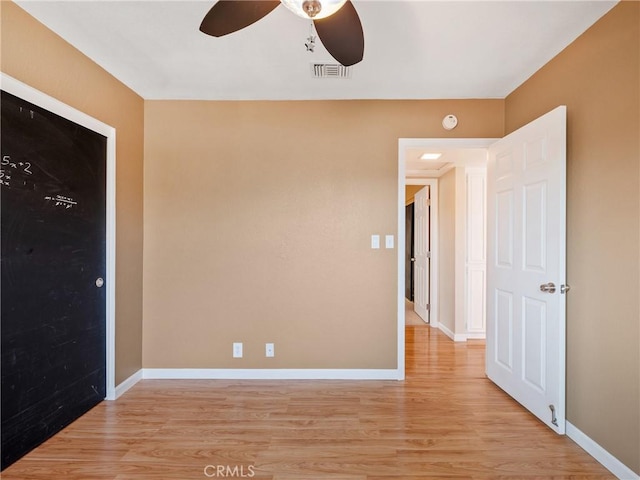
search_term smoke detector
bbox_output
[442,114,458,130]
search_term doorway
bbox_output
[405,182,435,325]
[396,138,495,379]
[404,184,432,326]
[398,109,567,434]
[405,202,414,302]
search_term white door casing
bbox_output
[413,186,430,323]
[486,106,567,433]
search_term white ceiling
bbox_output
[15,0,617,101]
[405,146,488,177]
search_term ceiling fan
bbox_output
[199,0,364,66]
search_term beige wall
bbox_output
[506,2,640,473]
[405,185,423,206]
[1,1,145,384]
[143,100,503,369]
[6,0,636,473]
[437,168,456,333]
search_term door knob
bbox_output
[411,258,416,262]
[539,282,556,294]
[95,277,104,288]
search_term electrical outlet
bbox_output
[265,343,275,358]
[233,342,243,358]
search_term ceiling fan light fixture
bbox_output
[280,0,348,20]
[302,0,321,17]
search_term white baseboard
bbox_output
[109,369,143,400]
[107,368,401,399]
[466,332,486,340]
[566,421,639,480]
[142,368,401,380]
[438,324,486,342]
[439,323,467,342]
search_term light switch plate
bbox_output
[385,235,394,249]
[371,235,380,249]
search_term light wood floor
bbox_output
[3,327,613,479]
[405,298,427,326]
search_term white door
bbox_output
[486,106,567,434]
[414,186,430,322]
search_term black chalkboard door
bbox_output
[1,90,107,469]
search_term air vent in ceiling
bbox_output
[311,63,352,79]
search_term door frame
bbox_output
[397,138,495,379]
[1,73,117,400]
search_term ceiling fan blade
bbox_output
[313,1,364,66]
[200,0,280,37]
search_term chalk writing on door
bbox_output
[44,195,77,209]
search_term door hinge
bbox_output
[426,304,431,311]
[426,199,431,206]
[427,251,431,258]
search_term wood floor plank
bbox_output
[1,326,614,479]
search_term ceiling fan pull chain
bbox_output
[305,21,317,52]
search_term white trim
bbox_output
[113,370,143,399]
[465,332,486,340]
[429,179,439,330]
[143,369,401,381]
[455,166,466,336]
[105,129,117,400]
[438,323,467,342]
[439,325,485,342]
[566,421,639,480]
[0,73,117,401]
[397,148,406,380]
